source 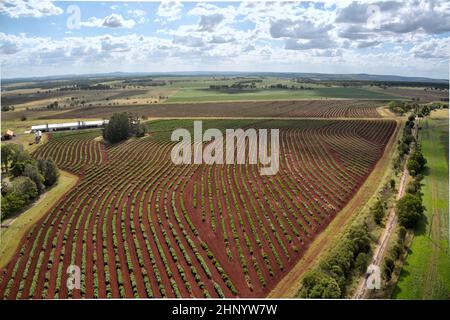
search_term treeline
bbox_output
[394,114,416,169]
[59,84,113,91]
[267,83,313,90]
[1,105,15,112]
[123,79,167,86]
[388,100,448,116]
[1,144,59,220]
[294,79,449,89]
[209,82,258,90]
[299,225,372,298]
[383,147,426,284]
[102,112,147,143]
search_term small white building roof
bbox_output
[31,120,108,131]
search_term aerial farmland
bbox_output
[0,0,449,309]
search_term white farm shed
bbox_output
[31,120,108,132]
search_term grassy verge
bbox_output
[0,170,79,269]
[393,109,450,299]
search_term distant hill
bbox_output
[2,71,448,84]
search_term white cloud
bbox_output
[188,3,237,32]
[411,38,450,59]
[0,0,63,18]
[127,9,147,24]
[81,14,136,29]
[157,1,183,22]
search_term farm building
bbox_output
[31,120,108,132]
[1,129,15,140]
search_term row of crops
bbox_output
[0,119,396,298]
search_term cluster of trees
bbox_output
[389,100,448,116]
[1,105,15,112]
[371,199,387,225]
[59,84,112,91]
[268,83,312,90]
[1,144,59,220]
[394,115,415,170]
[407,148,427,177]
[46,101,59,109]
[299,225,372,298]
[396,193,424,229]
[397,146,426,229]
[388,101,417,115]
[383,226,407,281]
[209,82,257,90]
[102,113,147,143]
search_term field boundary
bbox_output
[267,119,402,298]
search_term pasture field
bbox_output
[0,119,396,298]
[393,109,450,299]
[165,86,398,103]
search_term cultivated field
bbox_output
[0,119,396,298]
[35,100,383,120]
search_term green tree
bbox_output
[1,144,20,174]
[354,252,369,273]
[408,149,427,176]
[383,257,395,281]
[389,179,396,190]
[371,200,386,225]
[10,176,38,202]
[10,145,31,166]
[23,163,45,194]
[37,159,59,187]
[1,193,26,219]
[103,113,131,143]
[396,194,424,228]
[300,270,341,298]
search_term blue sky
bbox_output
[0,1,449,79]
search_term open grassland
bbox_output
[393,109,449,299]
[165,86,398,103]
[0,119,396,298]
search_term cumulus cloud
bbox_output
[336,1,403,24]
[0,0,63,18]
[284,38,337,50]
[336,0,450,34]
[270,18,333,39]
[356,40,381,48]
[127,9,147,24]
[198,14,225,32]
[81,14,136,29]
[411,38,450,59]
[188,3,236,32]
[157,1,183,22]
[172,35,205,48]
[209,35,235,44]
